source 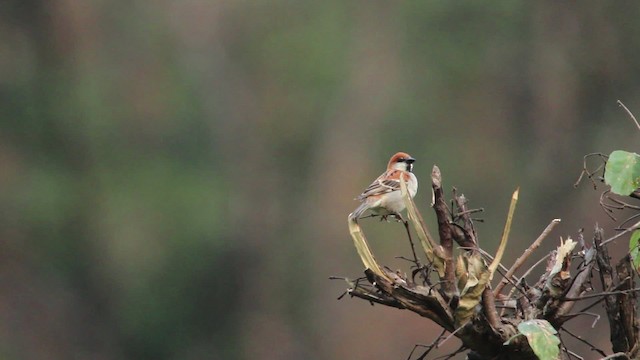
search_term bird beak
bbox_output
[405,157,416,164]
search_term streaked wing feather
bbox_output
[356,172,401,200]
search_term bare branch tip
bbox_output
[431,166,442,186]
[616,99,640,132]
[432,165,441,177]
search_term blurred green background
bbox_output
[2,1,640,359]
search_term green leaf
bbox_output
[605,150,640,195]
[516,320,560,360]
[630,230,640,271]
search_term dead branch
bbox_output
[431,165,457,299]
[365,268,455,332]
[614,255,638,356]
[338,167,640,359]
[561,326,607,357]
[482,287,501,330]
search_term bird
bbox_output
[349,152,418,222]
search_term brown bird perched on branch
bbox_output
[349,152,418,221]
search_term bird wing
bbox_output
[356,170,405,200]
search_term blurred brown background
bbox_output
[1,1,640,359]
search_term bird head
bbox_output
[388,152,416,172]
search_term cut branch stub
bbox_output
[347,217,387,279]
[488,188,519,279]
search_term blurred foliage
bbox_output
[3,1,640,359]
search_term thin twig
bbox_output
[401,217,423,270]
[468,248,520,283]
[499,253,552,316]
[408,329,447,360]
[433,345,466,360]
[567,349,585,360]
[574,152,608,189]
[518,253,552,284]
[601,190,619,221]
[559,311,601,328]
[618,100,640,132]
[493,264,529,298]
[558,331,584,360]
[602,219,640,246]
[608,196,640,212]
[600,352,630,360]
[561,326,607,357]
[562,287,640,301]
[617,212,640,232]
[436,324,465,348]
[576,279,632,314]
[454,207,484,217]
[494,219,561,296]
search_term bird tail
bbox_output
[349,202,369,222]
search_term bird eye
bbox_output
[397,158,405,162]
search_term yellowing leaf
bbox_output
[454,252,490,326]
[456,255,468,291]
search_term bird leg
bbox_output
[356,213,392,222]
[358,214,379,220]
